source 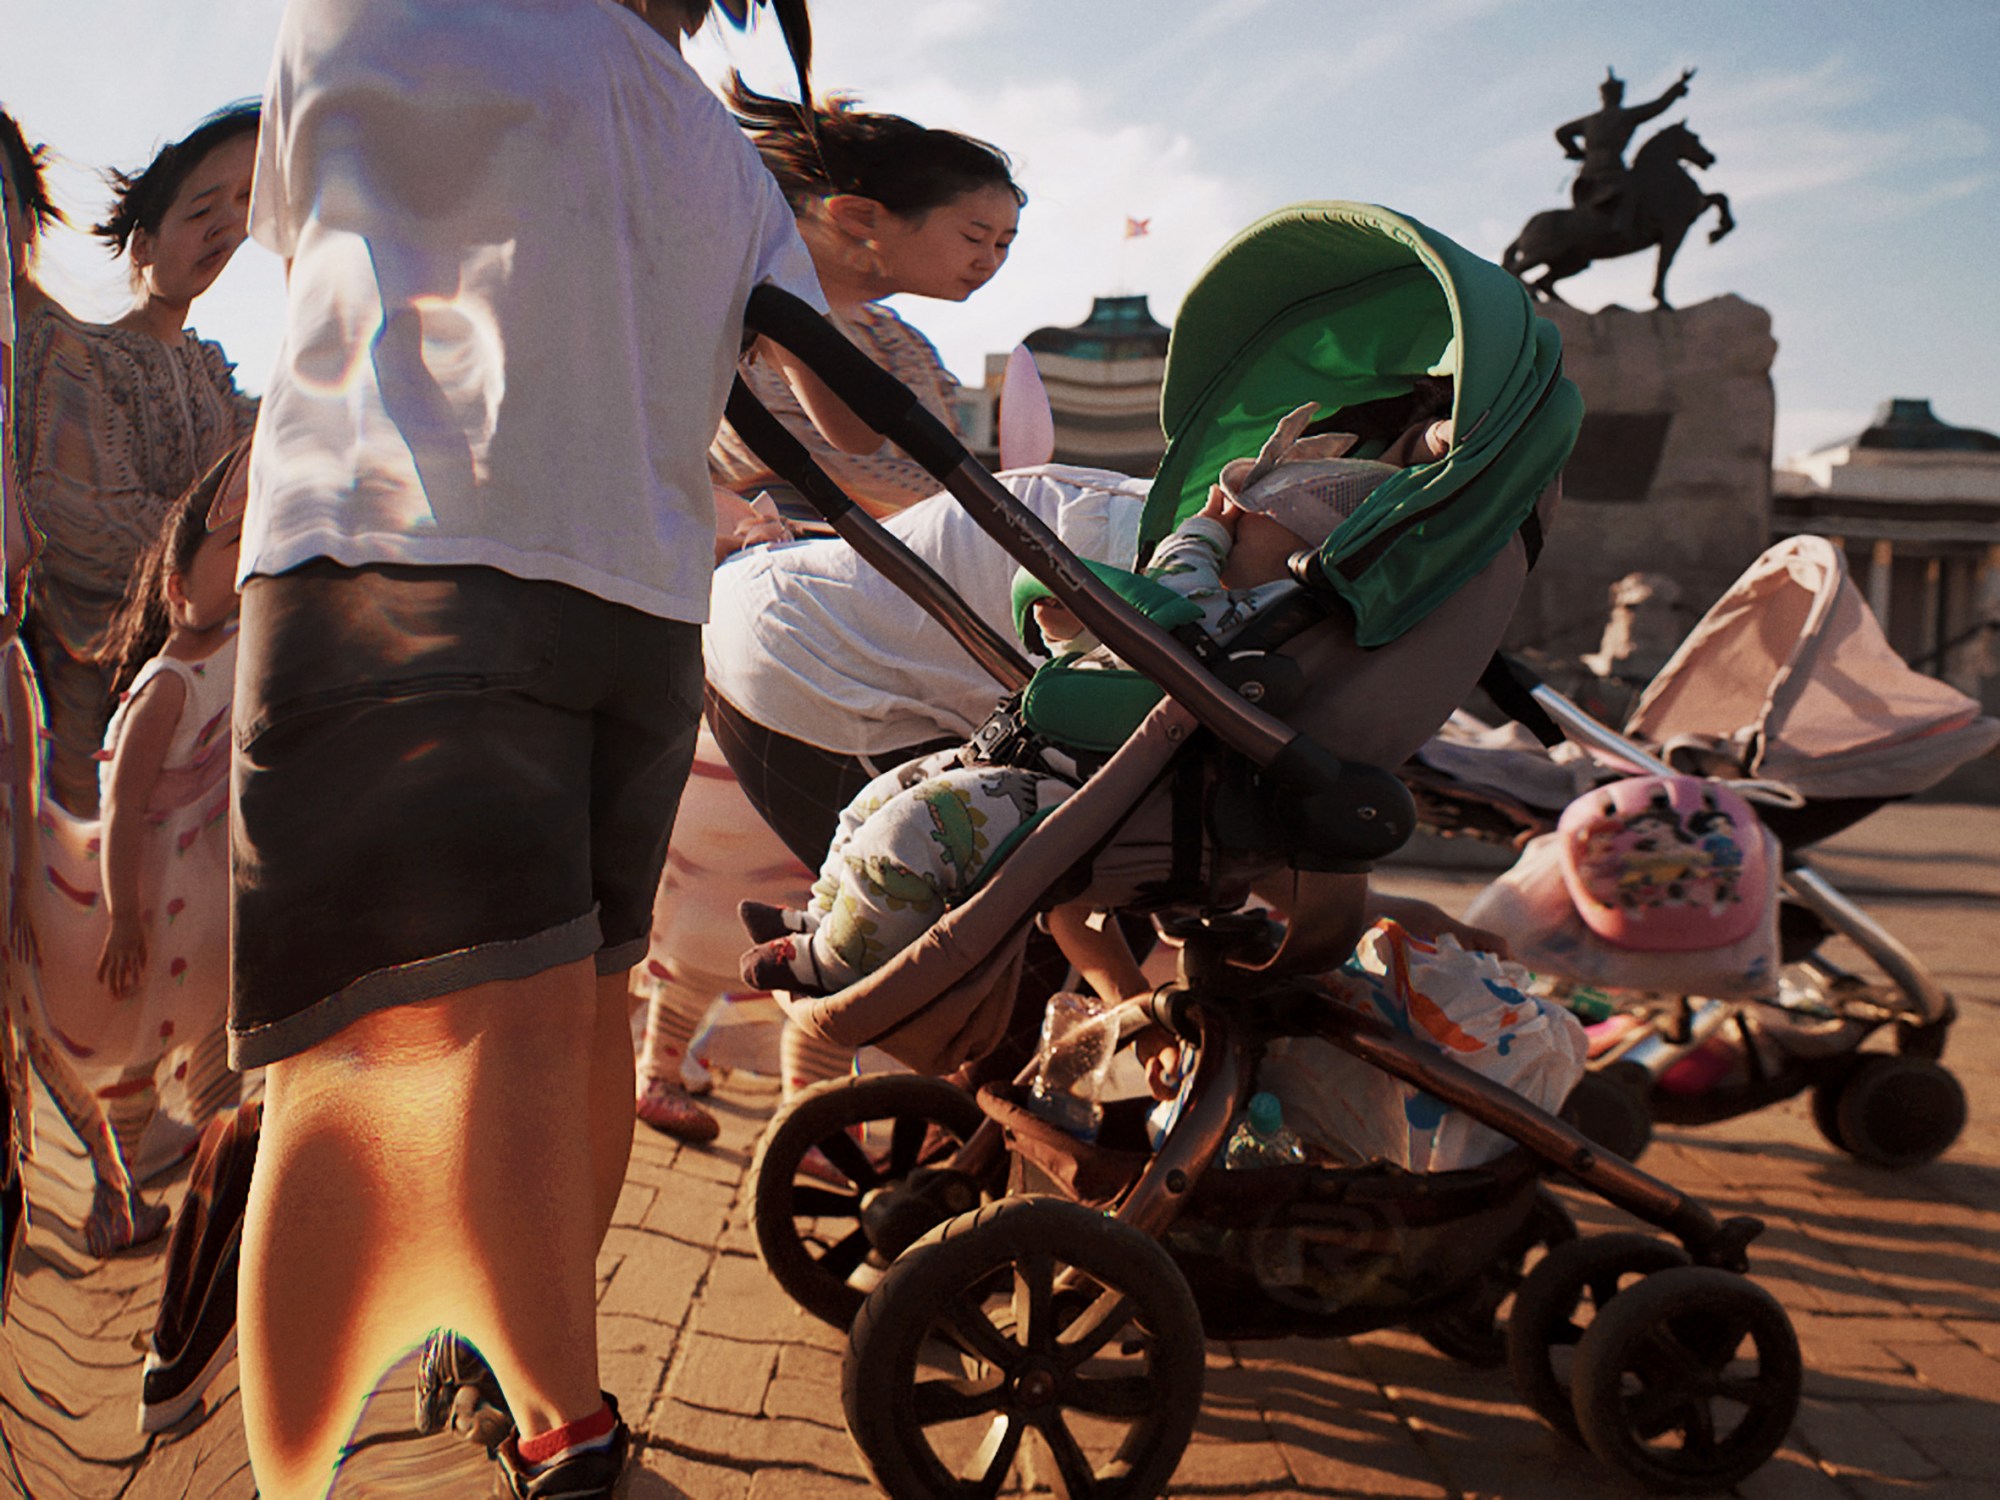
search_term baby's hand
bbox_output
[96,916,148,998]
[1031,597,1084,648]
[1198,484,1240,535]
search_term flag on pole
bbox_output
[1124,216,1151,239]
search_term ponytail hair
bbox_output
[95,442,244,697]
[95,100,259,258]
[726,74,1024,218]
[707,0,815,131]
[0,104,64,246]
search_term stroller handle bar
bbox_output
[744,286,1404,826]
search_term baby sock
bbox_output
[740,931,855,998]
[739,899,816,944]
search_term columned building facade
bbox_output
[1774,398,2000,709]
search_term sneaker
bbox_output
[137,1223,242,1432]
[494,1392,632,1499]
[415,1329,514,1451]
[634,1075,720,1144]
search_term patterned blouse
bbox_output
[12,302,257,657]
[709,301,963,516]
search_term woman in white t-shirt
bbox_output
[230,4,873,1497]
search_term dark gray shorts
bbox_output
[229,560,702,1070]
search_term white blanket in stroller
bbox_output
[1257,922,1587,1173]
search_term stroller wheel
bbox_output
[1414,1188,1577,1368]
[1829,1054,1967,1169]
[1506,1232,1691,1445]
[1807,1056,1861,1154]
[1561,1064,1655,1164]
[844,1196,1204,1499]
[749,1075,992,1331]
[1571,1266,1801,1493]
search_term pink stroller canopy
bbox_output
[1625,537,2000,800]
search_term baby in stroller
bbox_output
[738,404,1453,1001]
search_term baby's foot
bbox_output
[83,1180,170,1257]
[740,934,856,997]
[739,900,815,944]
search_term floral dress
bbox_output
[12,304,255,813]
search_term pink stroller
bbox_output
[1410,533,1999,1166]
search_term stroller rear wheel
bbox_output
[749,1075,994,1330]
[844,1196,1205,1499]
[1815,1053,1967,1168]
[1414,1187,1577,1367]
[1571,1266,1801,1493]
[1506,1232,1691,1444]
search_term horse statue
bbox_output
[1504,121,1735,310]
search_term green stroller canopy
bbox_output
[1143,202,1583,648]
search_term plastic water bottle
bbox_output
[1027,992,1116,1141]
[1222,1090,1307,1169]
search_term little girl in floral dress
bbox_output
[14,447,243,1255]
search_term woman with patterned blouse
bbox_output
[635,82,1024,1141]
[12,103,259,814]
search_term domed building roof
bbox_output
[1024,295,1170,362]
[1846,398,2000,453]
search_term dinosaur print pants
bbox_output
[800,750,1077,986]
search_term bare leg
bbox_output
[590,968,636,1246]
[239,959,606,1500]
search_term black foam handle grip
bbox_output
[743,285,966,476]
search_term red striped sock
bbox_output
[515,1401,616,1467]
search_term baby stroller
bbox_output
[731,204,1803,1497]
[1408,536,1999,1167]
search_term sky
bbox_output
[5,0,1997,462]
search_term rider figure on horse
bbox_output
[1556,66,1696,238]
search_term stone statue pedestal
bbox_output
[1507,294,1777,661]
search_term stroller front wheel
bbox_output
[1571,1265,1801,1493]
[1506,1232,1692,1444]
[843,1195,1205,1499]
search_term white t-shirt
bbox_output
[705,465,1148,755]
[243,0,824,623]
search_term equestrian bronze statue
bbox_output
[1505,67,1735,310]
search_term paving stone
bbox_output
[641,1190,731,1249]
[649,1401,861,1475]
[614,1180,661,1229]
[674,1146,751,1187]
[1791,1397,1943,1482]
[1868,1396,2000,1477]
[745,1469,875,1499]
[762,1376,846,1429]
[599,1232,712,1327]
[1731,1445,1862,1500]
[1887,1337,2000,1400]
[664,1333,779,1417]
[636,1447,751,1500]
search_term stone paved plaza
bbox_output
[3,803,1997,1499]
